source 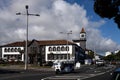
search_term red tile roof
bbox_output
[1,40,75,47]
[2,41,25,47]
[37,40,74,45]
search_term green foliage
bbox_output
[94,0,120,29]
[104,51,120,61]
[88,51,94,59]
[104,54,115,61]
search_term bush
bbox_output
[43,61,53,66]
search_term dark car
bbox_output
[111,68,120,80]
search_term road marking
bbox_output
[41,75,81,80]
[41,68,115,80]
[41,74,96,80]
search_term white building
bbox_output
[28,39,85,65]
[0,28,87,65]
[1,42,25,61]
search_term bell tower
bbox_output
[72,27,86,50]
[80,27,86,50]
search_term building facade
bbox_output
[0,28,87,65]
[0,39,86,65]
[27,40,85,65]
[0,42,25,62]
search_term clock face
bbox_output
[81,34,84,37]
[81,34,85,38]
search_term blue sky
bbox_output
[66,0,120,45]
[0,0,120,55]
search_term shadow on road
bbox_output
[0,69,20,74]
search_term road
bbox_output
[0,69,55,80]
[0,64,116,80]
[42,65,115,80]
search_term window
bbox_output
[53,47,56,51]
[18,48,21,52]
[48,47,52,51]
[66,46,69,51]
[11,48,14,52]
[18,55,21,60]
[4,48,8,52]
[14,48,18,52]
[54,55,57,60]
[56,55,58,59]
[63,54,67,59]
[48,53,54,60]
[60,55,63,59]
[61,46,65,51]
[57,47,60,51]
[8,48,11,52]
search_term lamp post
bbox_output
[60,30,72,60]
[16,5,40,70]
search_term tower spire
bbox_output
[80,27,86,33]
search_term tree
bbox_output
[94,0,120,28]
[88,51,95,59]
[115,51,120,60]
[104,54,115,61]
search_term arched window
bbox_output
[11,48,14,52]
[66,46,69,51]
[18,48,21,52]
[4,48,8,52]
[48,47,52,51]
[61,46,65,51]
[57,47,60,51]
[8,48,11,52]
[53,47,56,51]
[14,48,18,52]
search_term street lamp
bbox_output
[16,5,40,70]
[60,30,72,60]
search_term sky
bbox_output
[0,0,120,55]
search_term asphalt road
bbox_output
[0,69,55,80]
[42,65,116,80]
[0,64,116,80]
[84,72,112,80]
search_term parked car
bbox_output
[111,68,120,80]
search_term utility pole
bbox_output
[60,30,72,60]
[16,5,40,70]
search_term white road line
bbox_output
[41,75,80,80]
[41,74,95,80]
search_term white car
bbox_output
[96,60,105,66]
[53,61,75,74]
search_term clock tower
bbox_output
[73,27,86,50]
[80,27,86,50]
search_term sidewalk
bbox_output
[0,64,54,71]
[0,64,88,72]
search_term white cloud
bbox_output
[86,27,120,54]
[0,0,119,54]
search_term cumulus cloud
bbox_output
[86,27,120,54]
[0,0,119,54]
